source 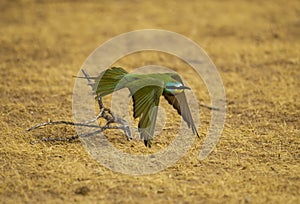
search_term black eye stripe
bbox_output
[166,85,179,89]
[166,86,189,90]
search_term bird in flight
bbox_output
[84,67,198,147]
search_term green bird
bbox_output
[85,67,198,147]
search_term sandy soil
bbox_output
[0,0,299,203]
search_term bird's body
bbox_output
[86,67,198,147]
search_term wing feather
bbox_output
[131,85,164,147]
[163,73,199,136]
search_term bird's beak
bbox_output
[180,86,191,90]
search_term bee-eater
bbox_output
[84,67,198,147]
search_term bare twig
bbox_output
[81,69,94,88]
[96,97,131,139]
[28,69,132,144]
[29,123,127,145]
[27,121,100,131]
[199,103,220,111]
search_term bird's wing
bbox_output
[163,73,199,136]
[131,85,164,147]
[93,67,128,97]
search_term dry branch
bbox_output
[28,69,132,144]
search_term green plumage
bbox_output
[93,67,128,97]
[90,67,198,147]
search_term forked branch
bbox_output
[28,69,132,144]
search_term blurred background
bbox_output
[0,0,299,203]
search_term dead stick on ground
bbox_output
[27,121,101,131]
[28,69,132,144]
[199,103,221,111]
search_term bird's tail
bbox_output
[90,67,128,97]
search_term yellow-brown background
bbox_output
[0,0,299,203]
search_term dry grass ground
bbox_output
[0,0,299,203]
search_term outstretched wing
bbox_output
[131,85,164,147]
[93,67,128,97]
[163,73,199,136]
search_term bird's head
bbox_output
[165,81,191,94]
